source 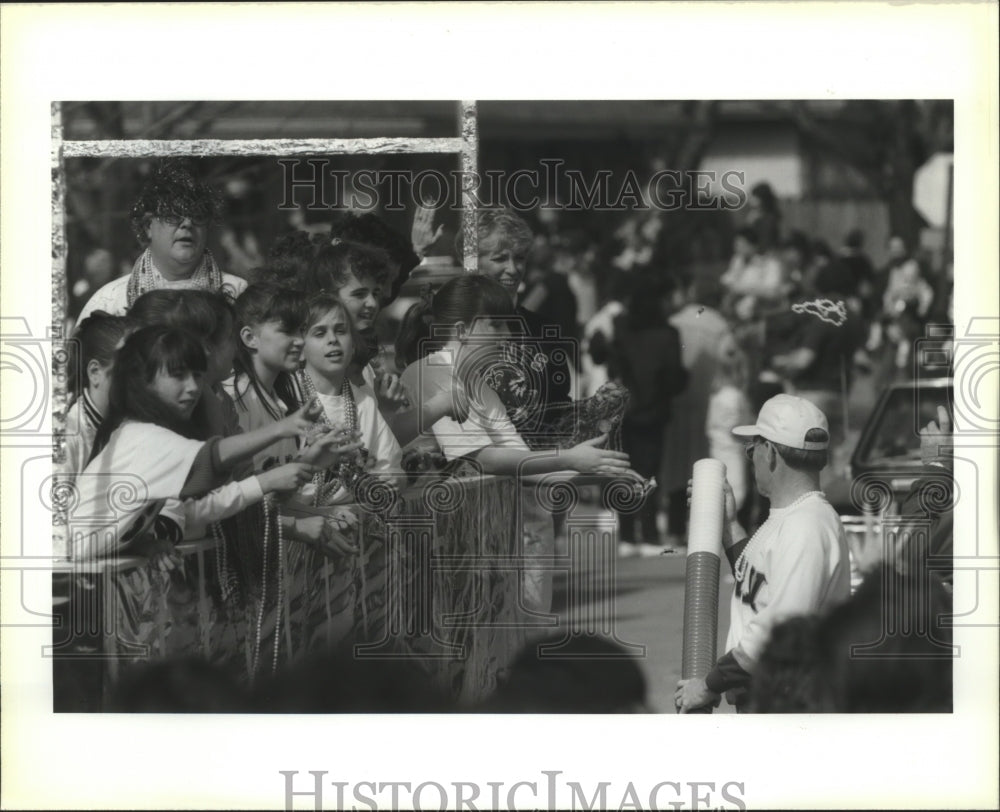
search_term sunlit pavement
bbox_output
[550,507,737,715]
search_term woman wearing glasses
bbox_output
[77,160,247,323]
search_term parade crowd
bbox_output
[58,162,954,713]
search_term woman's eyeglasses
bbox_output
[158,213,209,227]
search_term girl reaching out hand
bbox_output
[73,326,320,561]
[395,275,637,616]
[224,282,364,552]
[396,275,634,478]
[224,283,363,470]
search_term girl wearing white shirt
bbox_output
[396,276,637,613]
[396,276,631,477]
[70,326,318,563]
[295,293,403,509]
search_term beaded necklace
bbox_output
[246,495,285,676]
[210,520,233,603]
[270,495,286,675]
[125,247,224,307]
[211,497,284,679]
[297,369,365,506]
[733,490,822,582]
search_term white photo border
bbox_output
[1,3,997,810]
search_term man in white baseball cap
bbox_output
[675,394,850,712]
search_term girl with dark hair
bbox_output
[137,288,237,372]
[329,211,421,305]
[395,272,516,367]
[397,275,633,477]
[397,275,637,614]
[73,326,319,562]
[225,282,309,467]
[129,288,240,439]
[62,311,134,476]
[306,240,390,332]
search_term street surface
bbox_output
[551,535,736,714]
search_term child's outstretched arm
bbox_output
[215,396,323,470]
[470,434,632,477]
[179,463,317,538]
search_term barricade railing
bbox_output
[52,472,649,710]
[53,472,519,708]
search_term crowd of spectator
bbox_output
[60,163,954,713]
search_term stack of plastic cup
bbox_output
[681,459,726,697]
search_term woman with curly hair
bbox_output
[77,159,247,321]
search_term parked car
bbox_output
[822,375,952,591]
[826,376,953,516]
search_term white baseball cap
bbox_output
[732,394,830,451]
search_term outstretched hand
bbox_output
[374,371,412,414]
[920,405,953,468]
[276,396,323,439]
[291,513,359,556]
[299,428,364,468]
[259,462,317,494]
[411,201,445,257]
[134,536,184,574]
[566,434,632,475]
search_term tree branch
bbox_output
[779,101,886,194]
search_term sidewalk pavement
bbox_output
[550,516,737,714]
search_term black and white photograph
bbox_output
[2,4,997,811]
[49,97,958,716]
